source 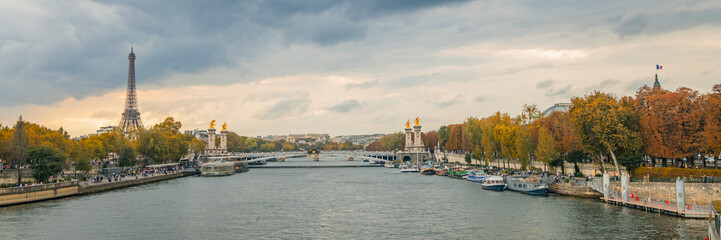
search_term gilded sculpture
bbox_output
[414,117,420,126]
[210,120,216,129]
[222,122,227,131]
[405,120,410,128]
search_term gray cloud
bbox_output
[254,94,310,120]
[90,111,118,120]
[0,0,471,107]
[614,7,721,39]
[389,73,441,88]
[584,79,620,92]
[427,94,465,108]
[614,12,649,39]
[346,80,379,89]
[536,79,554,89]
[2,0,720,109]
[473,95,491,103]
[545,84,572,97]
[327,99,362,113]
[624,77,654,94]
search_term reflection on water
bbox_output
[0,158,707,239]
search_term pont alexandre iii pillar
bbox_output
[219,130,228,154]
[404,127,412,151]
[206,128,216,154]
[413,125,422,150]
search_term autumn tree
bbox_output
[535,128,558,171]
[636,86,705,163]
[569,91,642,174]
[422,131,439,151]
[704,84,721,157]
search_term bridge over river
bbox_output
[201,150,397,167]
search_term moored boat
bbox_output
[481,176,506,191]
[384,162,395,168]
[420,168,436,175]
[505,175,548,196]
[200,161,236,177]
[466,171,488,182]
[448,168,468,179]
[400,164,419,173]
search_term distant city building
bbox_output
[118,46,144,134]
[184,129,209,142]
[262,133,330,143]
[542,103,572,117]
[331,134,385,146]
[95,126,116,135]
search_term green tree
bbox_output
[12,116,28,185]
[465,154,472,164]
[260,142,276,152]
[26,145,66,183]
[438,126,449,150]
[379,132,404,151]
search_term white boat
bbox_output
[384,162,395,168]
[467,171,488,182]
[481,176,506,191]
[400,164,419,173]
[505,175,548,196]
[200,162,236,177]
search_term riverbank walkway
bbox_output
[602,196,712,218]
[0,167,197,207]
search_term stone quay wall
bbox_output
[79,172,185,194]
[610,181,721,206]
[0,172,192,207]
[0,181,79,206]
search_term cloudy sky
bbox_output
[1,0,720,137]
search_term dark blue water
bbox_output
[0,157,707,239]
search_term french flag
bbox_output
[656,64,663,70]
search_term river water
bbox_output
[0,157,707,239]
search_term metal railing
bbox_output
[630,177,721,183]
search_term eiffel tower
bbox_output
[119,46,143,133]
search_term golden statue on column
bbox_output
[414,117,420,126]
[405,120,410,128]
[222,122,227,131]
[210,120,216,129]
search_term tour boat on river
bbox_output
[466,171,488,182]
[200,162,236,177]
[481,176,506,191]
[505,175,548,196]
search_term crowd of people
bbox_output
[84,165,185,185]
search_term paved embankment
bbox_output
[0,172,194,207]
[249,164,384,168]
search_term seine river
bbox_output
[0,157,707,239]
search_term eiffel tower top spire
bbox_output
[119,46,143,133]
